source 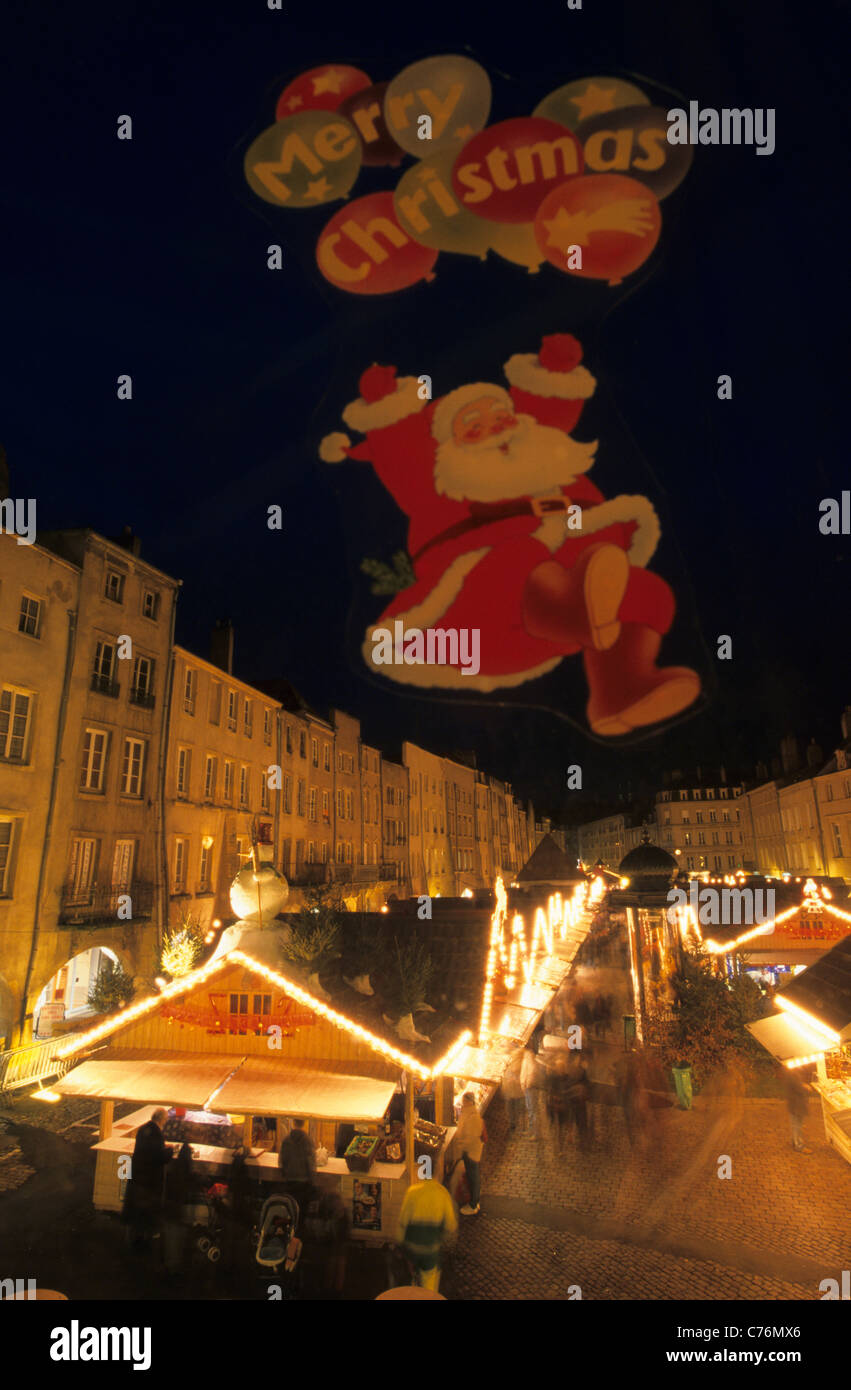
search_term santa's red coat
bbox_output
[347,388,674,690]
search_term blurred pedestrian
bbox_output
[521,1045,542,1138]
[565,1051,592,1149]
[546,1052,571,1154]
[500,1048,525,1134]
[454,1092,485,1215]
[397,1178,457,1292]
[782,1066,812,1154]
[278,1117,316,1230]
[123,1107,172,1253]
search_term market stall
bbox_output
[747,935,851,1165]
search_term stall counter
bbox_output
[813,1079,851,1165]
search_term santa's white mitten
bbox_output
[319,431,351,463]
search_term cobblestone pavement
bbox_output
[441,956,851,1300]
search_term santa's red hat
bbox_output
[504,334,596,402]
[431,382,514,444]
[319,364,428,461]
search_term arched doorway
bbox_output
[33,947,120,1039]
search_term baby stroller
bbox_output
[193,1181,230,1263]
[254,1194,302,1277]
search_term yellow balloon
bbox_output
[394,143,491,259]
[534,77,649,130]
[383,54,491,157]
[244,110,362,208]
[487,221,546,274]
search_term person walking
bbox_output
[397,1178,458,1292]
[782,1066,812,1154]
[123,1107,173,1253]
[500,1048,525,1134]
[565,1051,592,1149]
[521,1045,542,1138]
[454,1092,485,1215]
[278,1117,317,1229]
[547,1052,571,1154]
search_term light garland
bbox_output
[774,994,841,1045]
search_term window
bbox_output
[209,681,222,726]
[121,737,145,796]
[695,811,704,824]
[307,841,315,863]
[336,842,345,864]
[706,789,715,800]
[80,729,108,791]
[720,788,729,799]
[697,831,706,846]
[92,641,116,695]
[284,775,292,814]
[104,570,124,603]
[142,589,159,620]
[826,784,834,802]
[227,690,237,731]
[199,841,213,891]
[0,688,32,761]
[308,788,317,821]
[345,841,353,863]
[68,837,98,902]
[204,755,217,800]
[264,709,273,746]
[0,819,16,895]
[322,789,329,819]
[260,771,270,812]
[299,731,307,759]
[243,700,253,738]
[725,831,734,844]
[686,855,694,869]
[713,855,721,870]
[112,839,135,891]
[176,746,192,797]
[281,839,292,875]
[684,831,692,846]
[336,789,344,819]
[312,737,319,767]
[173,838,188,892]
[727,855,736,868]
[323,743,330,771]
[346,790,354,819]
[18,595,41,637]
[832,824,844,857]
[131,654,155,707]
[321,841,329,863]
[223,760,234,801]
[709,810,717,823]
[183,668,196,714]
[711,831,719,844]
[679,791,687,801]
[297,779,306,816]
[239,765,250,808]
[285,724,293,754]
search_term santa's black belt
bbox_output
[411,494,571,565]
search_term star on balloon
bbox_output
[304,176,333,201]
[455,124,475,139]
[570,83,618,121]
[312,68,345,96]
[542,206,583,251]
[285,95,303,111]
[416,165,437,182]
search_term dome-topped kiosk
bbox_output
[608,835,684,1045]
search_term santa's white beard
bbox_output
[433,415,597,503]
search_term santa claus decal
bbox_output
[320,332,701,738]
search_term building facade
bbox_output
[654,784,748,874]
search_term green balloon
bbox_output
[244,110,362,209]
[394,142,491,258]
[534,77,649,131]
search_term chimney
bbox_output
[118,524,141,557]
[780,734,800,775]
[806,738,823,769]
[210,619,234,675]
[841,706,851,742]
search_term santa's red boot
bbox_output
[584,622,700,736]
[522,544,629,652]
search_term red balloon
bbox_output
[337,81,404,167]
[316,192,438,295]
[534,174,661,286]
[276,65,372,118]
[451,118,583,225]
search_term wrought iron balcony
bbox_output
[90,673,119,698]
[129,686,156,709]
[59,881,155,925]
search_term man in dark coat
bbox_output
[123,1107,173,1251]
[278,1117,316,1233]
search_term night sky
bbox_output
[2,0,846,821]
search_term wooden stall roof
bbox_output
[532,958,572,989]
[211,1057,397,1122]
[495,981,552,1013]
[746,1013,832,1063]
[55,1051,241,1106]
[490,1002,538,1044]
[452,1045,508,1085]
[775,936,851,1037]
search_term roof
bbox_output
[746,1012,831,1063]
[54,1049,396,1121]
[775,935,851,1037]
[516,834,584,885]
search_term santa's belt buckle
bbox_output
[530,495,569,517]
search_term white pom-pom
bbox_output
[319,431,350,463]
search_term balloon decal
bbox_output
[245,61,695,293]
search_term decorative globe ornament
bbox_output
[228,864,289,924]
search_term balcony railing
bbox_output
[287,862,400,888]
[59,881,155,925]
[129,687,156,709]
[90,673,119,698]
